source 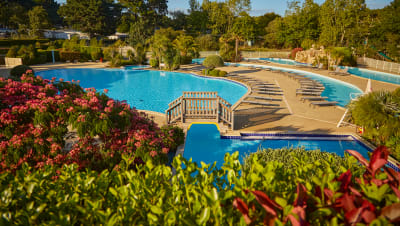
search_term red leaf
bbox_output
[384,167,400,184]
[345,149,369,167]
[233,198,252,224]
[287,215,301,226]
[345,207,363,224]
[263,213,277,226]
[389,184,400,199]
[291,206,308,226]
[361,210,376,223]
[335,193,356,212]
[294,183,307,207]
[371,178,384,186]
[324,188,334,200]
[369,146,389,177]
[337,170,352,191]
[349,186,362,197]
[381,203,400,222]
[250,190,282,216]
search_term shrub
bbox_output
[0,38,49,47]
[348,89,400,160]
[209,69,220,76]
[289,47,303,59]
[203,55,224,69]
[243,148,364,178]
[9,65,34,80]
[180,55,193,64]
[149,58,159,68]
[0,147,399,225]
[329,47,357,66]
[60,51,81,62]
[219,44,236,62]
[5,45,18,58]
[0,72,184,172]
[218,70,227,77]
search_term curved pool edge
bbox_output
[229,62,364,107]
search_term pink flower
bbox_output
[104,89,109,94]
[150,151,157,157]
[59,78,64,82]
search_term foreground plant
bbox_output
[0,72,184,172]
[0,147,399,225]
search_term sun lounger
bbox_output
[254,88,282,92]
[296,91,322,96]
[253,91,283,95]
[310,101,339,107]
[242,100,280,107]
[329,67,349,76]
[296,88,323,92]
[246,95,281,101]
[301,96,328,102]
[312,63,324,70]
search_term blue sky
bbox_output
[56,0,392,16]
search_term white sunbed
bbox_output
[246,95,281,101]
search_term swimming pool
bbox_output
[37,68,247,113]
[184,124,371,168]
[124,65,150,70]
[254,57,400,85]
[232,63,363,107]
[346,67,400,85]
[192,58,205,64]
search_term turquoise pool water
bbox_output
[346,67,400,85]
[233,63,363,107]
[37,68,247,113]
[124,65,150,70]
[192,58,205,64]
[255,57,400,85]
[259,58,306,66]
[184,124,371,168]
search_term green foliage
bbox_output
[196,34,219,51]
[10,65,34,80]
[149,58,159,68]
[0,39,50,47]
[219,41,237,62]
[5,46,18,58]
[27,6,49,38]
[58,0,121,37]
[243,148,365,178]
[348,89,400,160]
[1,149,398,225]
[202,68,227,77]
[329,47,357,66]
[60,51,81,62]
[203,55,224,69]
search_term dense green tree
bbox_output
[254,12,280,37]
[28,6,49,38]
[58,0,121,37]
[229,12,255,58]
[169,10,188,31]
[119,0,168,40]
[186,0,209,34]
[149,28,182,70]
[202,1,232,35]
[33,0,62,26]
[319,0,367,47]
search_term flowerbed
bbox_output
[0,71,184,172]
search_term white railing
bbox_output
[358,57,400,74]
[165,91,233,128]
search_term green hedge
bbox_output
[0,39,50,47]
[203,55,224,69]
[60,51,81,62]
[202,68,227,77]
[38,49,60,62]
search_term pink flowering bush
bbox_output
[0,71,184,172]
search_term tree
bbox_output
[173,34,199,60]
[254,12,280,37]
[149,28,182,70]
[319,0,367,47]
[229,12,255,59]
[169,10,188,31]
[119,0,168,41]
[58,0,121,37]
[28,6,49,38]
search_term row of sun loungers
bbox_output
[329,67,349,76]
[227,73,283,108]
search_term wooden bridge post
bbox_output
[216,97,219,123]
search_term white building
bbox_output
[107,32,129,40]
[43,30,89,40]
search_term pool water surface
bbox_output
[37,68,248,113]
[184,124,371,168]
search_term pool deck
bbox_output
[178,62,400,135]
[29,61,400,136]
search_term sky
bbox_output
[56,0,393,16]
